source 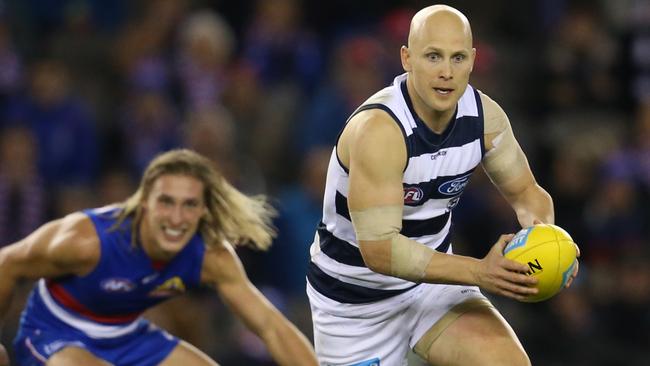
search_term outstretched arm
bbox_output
[201,243,317,366]
[0,213,100,365]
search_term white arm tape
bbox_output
[350,205,433,282]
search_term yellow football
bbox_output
[503,224,578,302]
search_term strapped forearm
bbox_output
[351,205,482,284]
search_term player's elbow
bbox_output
[358,240,392,274]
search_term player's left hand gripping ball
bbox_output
[503,224,579,302]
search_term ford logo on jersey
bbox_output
[438,174,471,196]
[403,187,424,204]
[101,278,136,293]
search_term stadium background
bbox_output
[0,0,648,364]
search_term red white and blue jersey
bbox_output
[23,206,205,339]
[308,73,486,304]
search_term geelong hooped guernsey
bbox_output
[23,206,205,339]
[307,73,486,304]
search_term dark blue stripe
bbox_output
[408,127,482,157]
[473,88,486,157]
[318,222,451,268]
[318,222,366,266]
[335,191,452,235]
[334,191,351,221]
[307,262,419,304]
[402,213,451,237]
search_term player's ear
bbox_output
[400,45,412,72]
[470,47,476,72]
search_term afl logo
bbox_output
[101,278,136,293]
[438,174,471,196]
[404,187,424,204]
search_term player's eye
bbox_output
[184,200,199,208]
[426,53,441,61]
[158,196,174,206]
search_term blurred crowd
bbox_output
[0,0,647,364]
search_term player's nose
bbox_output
[439,61,453,80]
[169,205,183,225]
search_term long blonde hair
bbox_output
[115,149,276,250]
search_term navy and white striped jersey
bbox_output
[307,73,486,304]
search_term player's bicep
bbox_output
[482,127,532,186]
[1,213,99,280]
[347,111,407,210]
[0,221,59,280]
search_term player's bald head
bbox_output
[407,5,473,49]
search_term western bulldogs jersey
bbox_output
[308,73,486,304]
[21,206,205,338]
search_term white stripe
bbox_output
[327,222,356,245]
[25,337,48,363]
[334,173,349,197]
[456,85,478,118]
[394,104,416,135]
[403,140,482,184]
[403,204,450,220]
[321,150,348,227]
[38,279,141,339]
[388,74,417,134]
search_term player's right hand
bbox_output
[0,343,9,366]
[474,234,539,301]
